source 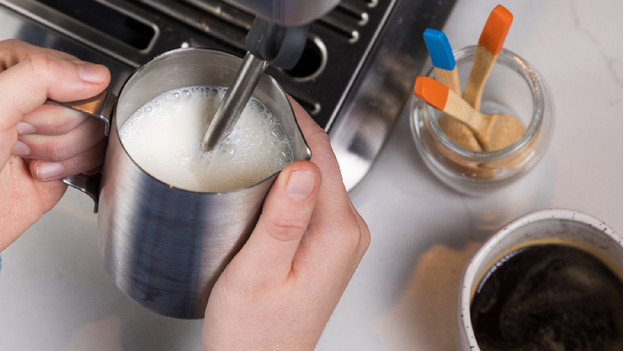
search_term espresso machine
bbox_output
[0,0,456,190]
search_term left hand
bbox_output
[0,39,110,250]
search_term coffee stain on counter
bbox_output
[65,315,124,351]
[372,242,482,351]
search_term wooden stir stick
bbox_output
[462,5,513,111]
[414,76,525,151]
[423,28,481,151]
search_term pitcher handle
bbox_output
[62,173,102,212]
[51,91,116,136]
[52,91,117,213]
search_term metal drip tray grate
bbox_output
[0,0,456,189]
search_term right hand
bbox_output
[202,97,370,350]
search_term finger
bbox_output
[29,138,107,181]
[232,160,321,287]
[20,103,91,135]
[0,39,77,73]
[16,116,105,161]
[0,54,109,115]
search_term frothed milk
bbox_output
[119,85,294,192]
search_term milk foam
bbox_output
[119,85,294,192]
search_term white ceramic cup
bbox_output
[457,208,623,350]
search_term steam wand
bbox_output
[200,18,308,151]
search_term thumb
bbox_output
[231,160,320,287]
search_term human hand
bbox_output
[202,98,370,350]
[0,39,110,251]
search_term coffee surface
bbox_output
[471,243,622,351]
[119,85,293,192]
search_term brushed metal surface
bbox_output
[223,0,341,26]
[201,52,267,151]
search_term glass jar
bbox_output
[410,46,554,195]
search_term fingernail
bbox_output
[36,162,64,181]
[17,122,36,134]
[11,140,30,156]
[286,170,317,200]
[76,62,108,84]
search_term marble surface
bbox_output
[0,0,622,350]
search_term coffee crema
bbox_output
[470,243,622,351]
[119,85,294,192]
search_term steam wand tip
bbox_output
[200,52,267,152]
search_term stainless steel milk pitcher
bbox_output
[61,48,311,319]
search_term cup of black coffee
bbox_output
[458,209,623,351]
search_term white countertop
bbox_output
[1,0,622,350]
